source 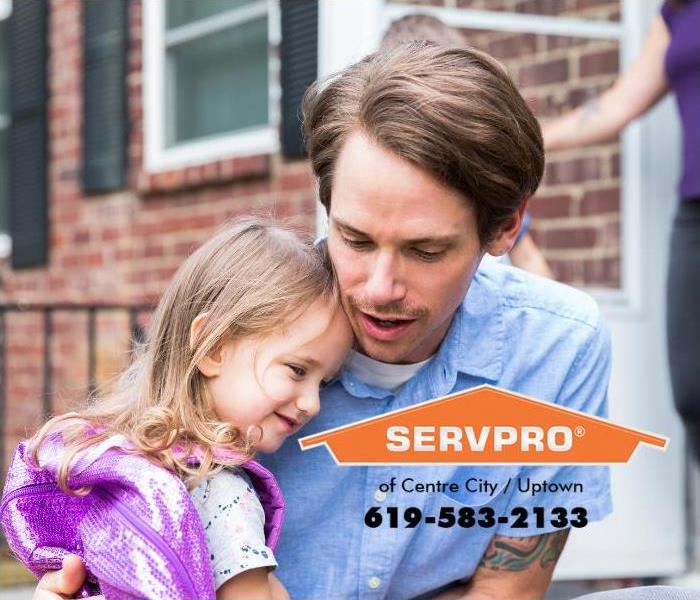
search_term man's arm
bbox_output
[434,530,569,600]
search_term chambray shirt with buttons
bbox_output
[261,262,612,600]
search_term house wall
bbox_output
[0,0,316,473]
[1,0,623,475]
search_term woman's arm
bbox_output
[543,15,670,152]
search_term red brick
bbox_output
[580,187,620,215]
[575,0,620,14]
[583,257,620,286]
[87,253,103,267]
[547,35,589,51]
[529,194,575,219]
[116,248,135,261]
[143,243,164,258]
[518,58,569,87]
[488,33,538,60]
[611,152,621,177]
[73,229,90,244]
[515,0,569,16]
[602,220,620,249]
[231,155,270,179]
[579,48,619,78]
[544,226,597,249]
[203,162,219,181]
[548,258,582,284]
[544,156,602,185]
[174,241,197,257]
[101,227,120,242]
[162,170,185,191]
[220,159,236,178]
[277,169,313,191]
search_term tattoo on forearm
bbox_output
[479,530,569,571]
[578,97,602,130]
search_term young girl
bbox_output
[19,217,353,599]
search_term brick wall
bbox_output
[390,0,623,287]
[1,0,624,474]
[0,0,316,473]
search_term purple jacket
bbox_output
[0,435,285,600]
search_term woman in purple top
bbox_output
[542,0,700,461]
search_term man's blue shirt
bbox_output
[262,262,612,600]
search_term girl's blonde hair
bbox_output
[29,217,339,492]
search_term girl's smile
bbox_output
[199,297,353,453]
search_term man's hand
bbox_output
[33,554,96,600]
[434,530,570,600]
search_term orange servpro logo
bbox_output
[298,385,667,465]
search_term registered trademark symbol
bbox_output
[575,426,586,437]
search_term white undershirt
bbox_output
[344,349,433,392]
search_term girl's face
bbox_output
[206,298,353,453]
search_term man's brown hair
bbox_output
[302,40,544,245]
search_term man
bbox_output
[378,13,554,279]
[36,42,611,599]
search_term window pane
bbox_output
[167,17,269,145]
[167,0,258,29]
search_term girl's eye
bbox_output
[286,364,306,377]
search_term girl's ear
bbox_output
[190,313,224,378]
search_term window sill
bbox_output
[137,153,271,195]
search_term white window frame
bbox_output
[317,0,643,312]
[143,0,280,173]
[0,0,12,256]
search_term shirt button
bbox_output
[368,576,381,589]
[374,489,387,502]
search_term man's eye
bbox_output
[412,248,445,261]
[286,364,306,377]
[343,237,371,250]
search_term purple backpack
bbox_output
[0,435,285,599]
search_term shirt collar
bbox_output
[335,265,505,399]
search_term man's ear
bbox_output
[484,197,530,256]
[190,313,223,378]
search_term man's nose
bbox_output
[364,252,406,306]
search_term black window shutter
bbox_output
[9,0,48,269]
[82,0,128,193]
[280,0,318,159]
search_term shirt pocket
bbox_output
[391,466,519,594]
